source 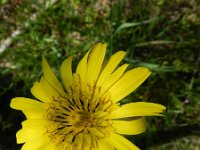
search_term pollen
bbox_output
[45,81,114,149]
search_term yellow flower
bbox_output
[10,43,166,150]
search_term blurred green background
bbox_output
[0,0,200,149]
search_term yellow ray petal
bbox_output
[10,97,45,111]
[97,51,126,86]
[111,102,166,119]
[10,97,47,119]
[42,56,65,96]
[112,117,146,135]
[76,50,90,83]
[21,119,49,129]
[61,56,73,90]
[30,81,51,103]
[86,43,106,84]
[107,132,140,150]
[109,67,151,103]
[73,133,83,150]
[98,139,115,150]
[17,124,46,143]
[39,76,62,97]
[82,133,93,149]
[41,143,57,150]
[101,64,128,94]
[21,136,50,150]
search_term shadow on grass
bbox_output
[0,72,23,150]
[133,124,200,149]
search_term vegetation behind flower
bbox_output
[0,0,200,150]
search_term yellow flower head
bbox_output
[10,43,166,150]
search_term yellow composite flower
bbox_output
[10,43,166,150]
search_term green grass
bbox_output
[149,135,200,150]
[0,0,200,149]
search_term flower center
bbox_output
[45,84,114,149]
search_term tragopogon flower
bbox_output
[10,43,166,150]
